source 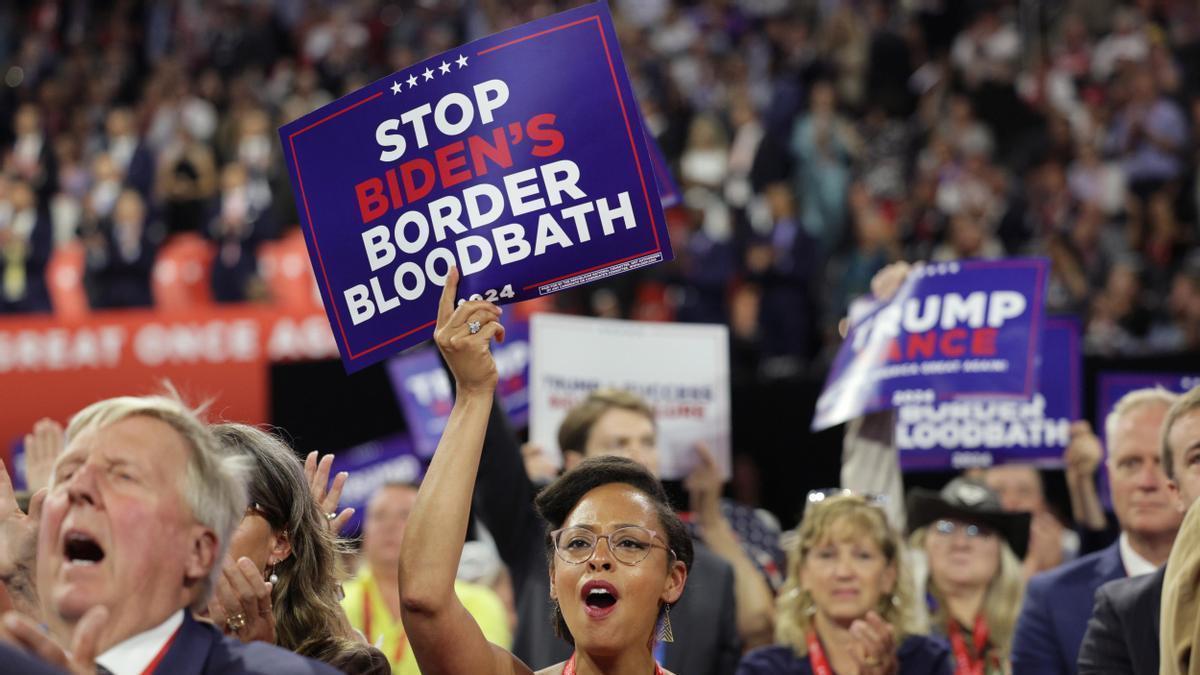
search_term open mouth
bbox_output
[581,580,619,616]
[63,531,105,565]
[585,588,617,609]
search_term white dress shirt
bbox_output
[1118,532,1159,577]
[94,610,184,675]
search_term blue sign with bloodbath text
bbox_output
[279,3,672,372]
[386,319,531,458]
[897,318,1079,471]
[813,258,1048,431]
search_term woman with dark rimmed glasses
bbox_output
[397,268,693,675]
[738,492,952,675]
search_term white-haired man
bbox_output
[0,395,336,674]
[1012,388,1183,675]
[1078,385,1200,674]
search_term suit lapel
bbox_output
[154,613,215,675]
[1097,541,1126,582]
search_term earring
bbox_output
[266,563,278,585]
[657,604,675,643]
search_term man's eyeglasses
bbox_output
[550,525,675,566]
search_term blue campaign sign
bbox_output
[645,128,680,208]
[1096,372,1200,415]
[1094,371,1200,508]
[386,319,530,457]
[897,318,1080,471]
[328,433,424,535]
[279,3,672,372]
[813,259,1048,431]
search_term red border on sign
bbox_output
[289,13,660,362]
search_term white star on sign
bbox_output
[406,74,418,88]
[391,81,402,95]
[456,54,468,69]
[439,61,451,75]
[423,67,434,81]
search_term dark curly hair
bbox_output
[534,455,694,645]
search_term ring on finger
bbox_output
[468,321,481,335]
[226,613,247,632]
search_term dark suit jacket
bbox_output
[473,400,741,675]
[156,612,338,674]
[1011,542,1126,675]
[1077,567,1164,675]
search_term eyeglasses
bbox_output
[550,526,675,566]
[931,519,995,539]
[806,488,889,507]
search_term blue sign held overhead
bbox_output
[813,259,1049,431]
[279,3,672,372]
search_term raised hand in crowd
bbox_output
[304,451,354,534]
[0,460,43,620]
[870,261,914,303]
[1064,420,1108,531]
[0,605,107,675]
[686,443,775,649]
[397,266,515,675]
[206,557,277,645]
[23,418,64,493]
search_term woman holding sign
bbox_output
[737,493,952,675]
[397,267,692,675]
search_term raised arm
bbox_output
[397,268,529,675]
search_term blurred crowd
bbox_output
[2,0,1199,374]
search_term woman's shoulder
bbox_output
[738,644,807,673]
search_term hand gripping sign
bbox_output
[279,3,673,372]
[813,258,1048,431]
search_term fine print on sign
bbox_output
[529,314,732,481]
[813,258,1048,431]
[279,3,673,372]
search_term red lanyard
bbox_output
[361,579,409,666]
[563,653,665,675]
[140,626,180,675]
[947,615,990,675]
[806,631,833,675]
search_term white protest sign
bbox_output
[530,314,731,480]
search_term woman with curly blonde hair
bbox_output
[738,492,952,674]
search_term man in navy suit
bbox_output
[1011,388,1183,675]
[0,394,336,674]
[1078,386,1200,675]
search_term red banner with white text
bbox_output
[0,305,337,468]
